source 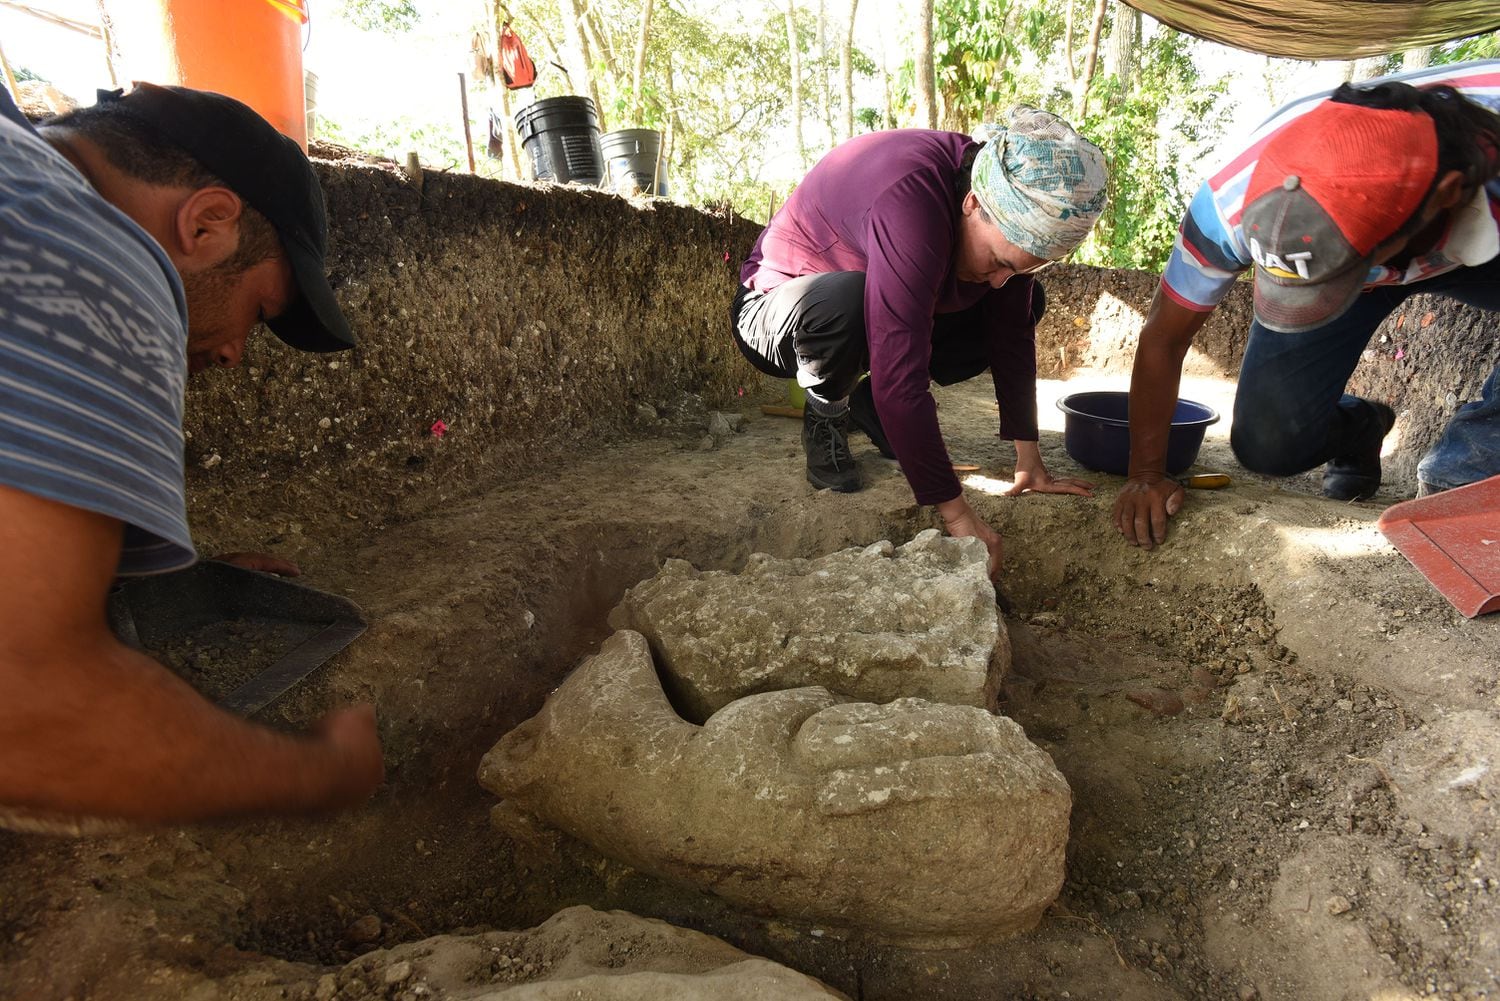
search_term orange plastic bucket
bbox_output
[103,0,310,148]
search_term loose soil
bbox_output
[1,373,1495,1001]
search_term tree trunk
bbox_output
[816,0,833,150]
[631,0,655,123]
[1064,0,1077,82]
[1106,0,1138,104]
[1346,55,1385,83]
[499,83,525,181]
[784,0,806,168]
[1074,0,1108,119]
[585,6,619,71]
[839,0,858,141]
[914,0,936,129]
[665,49,687,193]
[1402,45,1434,70]
[487,2,525,181]
[559,0,606,129]
[576,7,618,116]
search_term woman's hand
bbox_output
[1005,440,1095,497]
[935,494,1003,580]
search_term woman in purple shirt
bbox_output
[732,107,1108,578]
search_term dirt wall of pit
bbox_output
[184,163,1497,547]
[183,162,764,545]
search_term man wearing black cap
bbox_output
[0,83,382,829]
[1113,60,1500,550]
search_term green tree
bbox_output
[1074,26,1228,269]
[910,0,1227,269]
[1433,29,1500,63]
[330,0,420,33]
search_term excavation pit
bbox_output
[4,372,1496,1001]
[2,163,1496,1001]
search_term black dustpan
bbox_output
[108,561,368,715]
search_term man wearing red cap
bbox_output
[1114,60,1500,549]
[0,83,384,831]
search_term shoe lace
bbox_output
[808,412,854,470]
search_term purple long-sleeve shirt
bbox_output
[740,129,1038,505]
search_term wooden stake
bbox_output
[458,72,476,174]
[0,37,20,103]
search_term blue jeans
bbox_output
[1231,254,1500,488]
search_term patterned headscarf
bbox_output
[969,107,1108,260]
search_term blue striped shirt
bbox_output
[1163,59,1500,312]
[0,88,195,575]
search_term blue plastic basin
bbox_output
[1056,391,1219,476]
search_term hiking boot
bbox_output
[802,406,862,492]
[1322,401,1397,501]
[849,378,897,459]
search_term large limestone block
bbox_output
[478,630,1070,948]
[607,529,1008,720]
[238,906,848,1000]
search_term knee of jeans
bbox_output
[1231,423,1318,476]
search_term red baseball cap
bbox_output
[1241,99,1438,333]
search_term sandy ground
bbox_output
[1,371,1496,1001]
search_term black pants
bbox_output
[730,272,1045,401]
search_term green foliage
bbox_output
[931,0,1020,127]
[330,0,420,34]
[1435,30,1500,63]
[309,0,1236,256]
[1073,29,1229,270]
[507,0,801,217]
[317,112,496,177]
[910,0,1225,269]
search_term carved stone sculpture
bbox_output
[479,630,1069,948]
[608,530,1008,720]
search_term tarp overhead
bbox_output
[1122,1,1500,61]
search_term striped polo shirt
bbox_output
[0,87,195,575]
[1163,59,1500,312]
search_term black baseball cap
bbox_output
[97,83,355,352]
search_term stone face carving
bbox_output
[479,630,1070,948]
[607,530,1008,720]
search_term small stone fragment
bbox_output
[708,411,744,435]
[344,914,382,944]
[1126,688,1185,716]
[314,974,337,1001]
[383,960,413,985]
[1326,895,1353,916]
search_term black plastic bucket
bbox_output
[514,96,604,185]
[599,128,666,196]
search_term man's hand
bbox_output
[214,551,302,577]
[1005,440,1095,497]
[1112,473,1185,549]
[0,485,385,826]
[309,705,386,810]
[1116,289,1213,549]
[936,494,1003,580]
